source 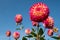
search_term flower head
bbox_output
[13,32,20,39]
[32,21,39,26]
[47,29,53,36]
[15,14,22,23]
[30,2,49,22]
[6,30,11,37]
[25,29,31,35]
[43,16,54,29]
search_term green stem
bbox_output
[37,27,39,40]
[15,39,18,40]
[36,23,40,40]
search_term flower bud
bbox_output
[47,29,53,36]
[13,32,20,39]
[15,14,22,23]
[25,29,31,35]
[43,16,54,29]
[6,30,11,37]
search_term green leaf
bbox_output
[40,37,45,40]
[38,28,44,36]
[31,31,37,37]
[16,26,24,30]
[32,28,35,32]
[16,28,20,30]
[52,36,60,39]
[22,37,27,40]
[25,35,33,38]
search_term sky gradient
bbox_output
[0,0,60,40]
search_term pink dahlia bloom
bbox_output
[25,29,31,35]
[30,2,49,22]
[32,21,39,26]
[47,29,53,36]
[43,16,54,29]
[6,30,11,37]
[13,32,20,39]
[15,14,22,23]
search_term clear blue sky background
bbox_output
[0,0,60,40]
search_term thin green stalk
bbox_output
[36,23,40,40]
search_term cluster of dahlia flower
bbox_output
[29,2,58,36]
[29,2,59,40]
[6,2,59,40]
[6,30,20,40]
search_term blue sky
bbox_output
[0,0,60,40]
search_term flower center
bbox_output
[36,8,41,11]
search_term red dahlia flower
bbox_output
[25,29,31,35]
[30,2,49,22]
[32,21,39,26]
[13,32,20,39]
[6,30,11,37]
[15,14,22,23]
[43,16,54,29]
[47,29,53,36]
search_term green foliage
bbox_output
[40,37,45,40]
[32,28,35,32]
[16,26,24,30]
[25,35,33,38]
[52,36,60,39]
[38,28,44,36]
[31,31,37,37]
[16,28,20,30]
[22,37,27,40]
